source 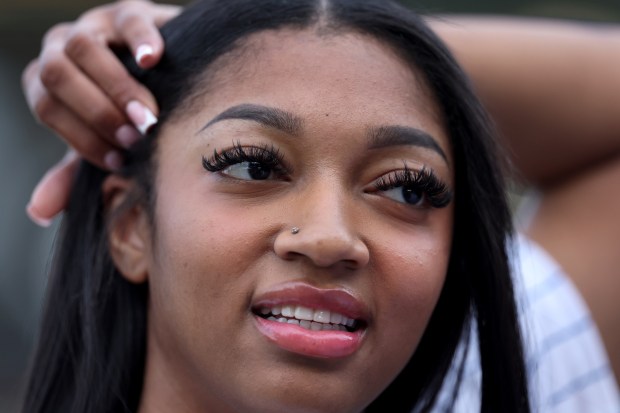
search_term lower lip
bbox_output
[254,316,364,359]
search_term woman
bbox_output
[22,0,531,412]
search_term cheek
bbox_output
[369,212,453,373]
[152,181,271,281]
[381,241,449,315]
[148,144,270,282]
[144,186,271,357]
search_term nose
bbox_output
[273,186,370,270]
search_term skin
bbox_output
[22,0,619,386]
[433,18,620,377]
[432,17,620,187]
[107,29,454,413]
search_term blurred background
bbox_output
[0,0,619,411]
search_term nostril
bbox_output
[281,251,304,261]
[343,259,360,271]
[274,225,369,268]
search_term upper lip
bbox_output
[251,281,371,323]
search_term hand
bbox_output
[22,0,181,226]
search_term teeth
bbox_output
[259,304,358,331]
[310,322,323,331]
[330,312,342,324]
[313,309,330,323]
[281,305,294,317]
[294,306,314,321]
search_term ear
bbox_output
[102,174,151,284]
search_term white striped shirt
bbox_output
[432,234,620,412]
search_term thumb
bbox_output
[26,151,80,227]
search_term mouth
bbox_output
[250,282,369,359]
[253,304,362,332]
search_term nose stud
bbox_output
[291,227,300,235]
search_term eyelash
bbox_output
[202,142,289,177]
[373,166,453,208]
[202,144,452,208]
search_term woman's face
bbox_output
[137,29,454,413]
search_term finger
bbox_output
[64,31,159,130]
[26,63,131,169]
[21,58,40,104]
[21,22,69,110]
[113,2,181,68]
[26,151,81,227]
[116,12,164,68]
[151,4,183,27]
[31,89,124,170]
[41,22,72,52]
[38,41,130,143]
[26,58,140,161]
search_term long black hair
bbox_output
[23,1,529,412]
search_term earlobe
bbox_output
[103,175,150,284]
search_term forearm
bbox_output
[430,16,620,187]
[435,18,620,380]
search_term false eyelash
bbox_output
[374,166,453,208]
[202,141,288,176]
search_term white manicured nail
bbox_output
[126,100,158,135]
[135,44,154,66]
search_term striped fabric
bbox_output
[431,234,620,413]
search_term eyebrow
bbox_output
[367,125,448,163]
[200,104,448,163]
[199,103,303,136]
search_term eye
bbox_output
[381,186,424,206]
[202,142,289,181]
[222,161,274,180]
[372,166,452,209]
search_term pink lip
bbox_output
[254,317,364,358]
[251,282,370,359]
[252,282,370,320]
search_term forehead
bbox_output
[172,28,450,159]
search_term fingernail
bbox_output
[115,125,142,149]
[135,44,154,66]
[104,151,124,171]
[26,203,52,228]
[126,100,158,135]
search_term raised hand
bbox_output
[22,0,180,225]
